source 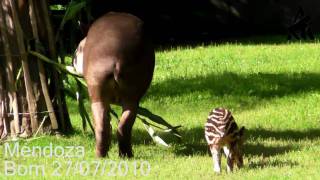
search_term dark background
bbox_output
[50,0,320,48]
[91,0,320,42]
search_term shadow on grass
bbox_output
[248,159,299,169]
[148,72,320,99]
[66,127,155,145]
[69,126,320,153]
[169,127,320,168]
[146,72,320,110]
[170,127,320,157]
[246,128,320,141]
[68,126,318,168]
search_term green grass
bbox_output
[1,36,320,179]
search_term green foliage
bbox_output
[1,36,320,179]
[49,4,66,11]
[29,50,180,146]
[29,50,82,77]
[59,0,86,28]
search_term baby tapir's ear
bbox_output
[235,126,245,140]
[239,126,245,137]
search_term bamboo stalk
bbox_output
[0,5,20,135]
[40,0,69,132]
[9,0,38,132]
[40,0,62,123]
[40,0,56,57]
[0,71,5,138]
[34,115,48,137]
[28,0,58,130]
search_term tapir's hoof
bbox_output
[96,146,108,158]
[120,152,133,158]
[119,145,133,158]
[96,152,107,158]
[95,124,112,158]
[119,151,133,158]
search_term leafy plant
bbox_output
[29,50,182,146]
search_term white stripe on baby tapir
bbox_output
[205,135,219,144]
[205,130,221,138]
[205,122,226,131]
[212,109,224,115]
[207,114,223,119]
[204,108,244,173]
[205,123,225,137]
[207,115,228,124]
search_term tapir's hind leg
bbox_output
[87,81,113,158]
[91,101,111,157]
[117,102,138,157]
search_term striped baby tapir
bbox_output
[204,108,245,173]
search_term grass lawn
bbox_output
[1,36,320,179]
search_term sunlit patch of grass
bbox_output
[1,36,320,179]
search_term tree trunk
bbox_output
[28,0,59,130]
[9,0,39,133]
[40,0,72,132]
[0,0,72,139]
[0,3,20,137]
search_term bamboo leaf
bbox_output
[59,1,86,30]
[137,107,182,138]
[62,88,77,100]
[110,109,119,122]
[15,66,22,88]
[30,50,182,140]
[75,79,94,134]
[138,116,179,147]
[29,51,83,77]
[143,123,170,147]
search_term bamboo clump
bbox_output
[0,0,71,140]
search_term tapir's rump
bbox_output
[84,12,154,103]
[81,12,155,157]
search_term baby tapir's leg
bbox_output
[237,155,244,169]
[223,146,234,173]
[210,145,222,173]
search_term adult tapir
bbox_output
[77,12,155,157]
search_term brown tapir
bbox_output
[80,12,155,157]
